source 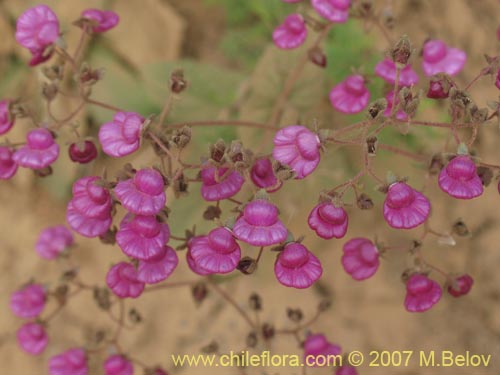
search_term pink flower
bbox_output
[273,14,307,50]
[272,125,321,179]
[104,354,133,375]
[375,58,419,87]
[233,199,288,246]
[68,141,98,164]
[329,75,370,114]
[438,155,483,199]
[447,274,473,297]
[13,128,59,169]
[35,225,74,260]
[341,237,379,280]
[274,243,323,289]
[81,9,119,33]
[66,176,112,238]
[116,214,170,260]
[189,227,241,274]
[114,168,166,215]
[308,202,348,239]
[200,166,244,201]
[186,237,214,276]
[16,322,48,355]
[422,39,466,77]
[10,284,46,319]
[0,100,13,134]
[303,334,341,366]
[383,182,430,229]
[250,158,281,192]
[106,262,145,298]
[336,365,359,375]
[0,146,18,179]
[427,74,453,99]
[311,0,351,23]
[384,90,408,120]
[137,245,178,284]
[49,348,88,375]
[15,5,60,66]
[404,274,442,312]
[98,111,144,157]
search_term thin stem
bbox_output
[143,280,198,293]
[378,143,426,162]
[85,98,126,112]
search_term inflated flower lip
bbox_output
[303,333,341,366]
[311,0,351,23]
[274,242,323,289]
[329,74,370,114]
[250,158,282,192]
[17,322,48,355]
[106,262,145,298]
[273,13,307,50]
[341,237,379,280]
[375,58,419,86]
[272,125,321,179]
[200,166,244,201]
[69,141,98,164]
[13,128,59,169]
[116,214,170,260]
[104,354,133,375]
[35,225,74,260]
[383,182,430,229]
[404,273,442,313]
[137,245,178,284]
[49,348,88,375]
[422,39,466,77]
[10,284,46,319]
[186,237,214,276]
[98,111,144,157]
[189,227,241,274]
[114,168,166,215]
[438,155,483,199]
[233,199,288,246]
[0,100,13,135]
[0,146,18,179]
[308,202,348,239]
[71,176,112,218]
[81,9,120,33]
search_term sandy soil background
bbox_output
[1,0,500,374]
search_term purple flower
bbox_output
[303,333,341,366]
[189,227,241,274]
[447,274,474,298]
[15,5,59,66]
[16,322,48,355]
[137,245,178,284]
[384,90,408,120]
[68,141,98,164]
[104,354,133,375]
[10,284,46,319]
[274,243,323,289]
[0,100,13,135]
[375,58,419,86]
[233,199,288,246]
[329,75,370,114]
[383,182,430,229]
[13,128,59,169]
[308,202,348,239]
[98,111,144,157]
[81,9,120,33]
[272,125,321,179]
[66,176,112,238]
[438,155,483,199]
[273,14,307,50]
[49,348,88,375]
[250,158,281,192]
[186,237,214,276]
[200,166,244,201]
[106,262,145,298]
[341,237,379,280]
[116,214,170,260]
[114,168,166,215]
[422,39,466,77]
[404,274,442,313]
[35,225,74,260]
[311,0,351,23]
[0,146,18,179]
[336,365,359,375]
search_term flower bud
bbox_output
[308,46,327,68]
[170,69,187,94]
[356,193,374,210]
[203,205,222,221]
[287,307,303,322]
[192,282,208,305]
[427,73,454,99]
[209,139,226,163]
[249,293,262,311]
[477,166,493,186]
[171,126,191,148]
[452,219,469,237]
[261,323,275,340]
[93,287,111,310]
[367,99,387,120]
[390,34,412,68]
[237,256,257,275]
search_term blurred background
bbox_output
[1,0,500,374]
